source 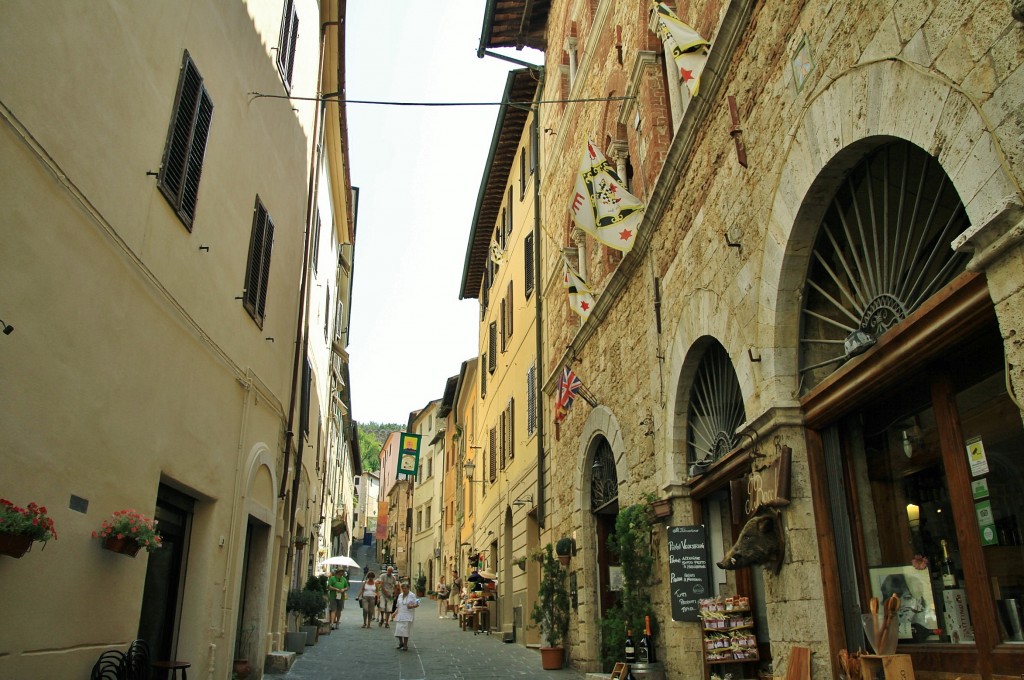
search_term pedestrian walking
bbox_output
[448,570,462,619]
[392,581,419,650]
[377,565,398,628]
[435,576,449,618]
[327,568,349,629]
[357,571,377,628]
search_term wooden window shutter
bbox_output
[243,197,275,327]
[278,0,300,88]
[506,281,513,339]
[508,398,515,461]
[506,187,514,238]
[481,354,487,397]
[524,232,535,299]
[159,51,213,231]
[527,364,537,436]
[520,150,527,199]
[499,410,507,470]
[489,426,497,482]
[500,298,507,352]
[488,323,497,373]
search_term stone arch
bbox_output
[244,443,278,526]
[761,57,1021,393]
[661,281,748,488]
[575,404,628,515]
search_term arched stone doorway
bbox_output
[590,436,620,619]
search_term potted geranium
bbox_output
[0,498,57,558]
[93,509,162,557]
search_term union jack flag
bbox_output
[554,366,583,423]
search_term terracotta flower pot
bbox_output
[103,535,142,557]
[232,659,252,679]
[539,646,564,670]
[0,532,33,558]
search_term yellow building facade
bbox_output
[460,68,544,643]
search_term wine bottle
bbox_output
[624,628,636,663]
[940,539,957,588]
[638,615,653,663]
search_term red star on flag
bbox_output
[619,228,633,242]
[680,67,693,81]
[580,300,590,312]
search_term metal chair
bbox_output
[125,639,151,680]
[90,650,126,680]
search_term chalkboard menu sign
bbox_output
[667,524,710,622]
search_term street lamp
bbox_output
[464,460,485,484]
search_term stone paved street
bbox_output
[276,543,586,680]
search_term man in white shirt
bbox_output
[378,565,398,628]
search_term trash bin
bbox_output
[629,662,666,680]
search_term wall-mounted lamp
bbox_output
[512,494,534,507]
[464,460,486,484]
[0,319,13,335]
[900,419,924,458]
[844,329,876,358]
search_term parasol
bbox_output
[319,555,360,569]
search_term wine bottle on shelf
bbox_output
[940,539,958,588]
[624,628,636,663]
[638,615,654,663]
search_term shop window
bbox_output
[845,326,1024,651]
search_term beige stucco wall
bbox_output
[0,0,343,677]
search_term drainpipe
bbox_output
[529,86,545,527]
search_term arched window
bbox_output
[799,141,969,391]
[687,341,746,466]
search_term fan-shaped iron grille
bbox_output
[687,342,746,465]
[799,142,969,391]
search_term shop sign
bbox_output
[730,441,792,520]
[667,524,710,622]
[398,432,421,476]
[976,499,997,546]
[966,436,989,477]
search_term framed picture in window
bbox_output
[868,564,940,641]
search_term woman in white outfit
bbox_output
[393,581,420,650]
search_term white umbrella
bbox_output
[320,555,360,569]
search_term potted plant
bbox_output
[284,590,308,654]
[514,555,528,571]
[415,573,427,597]
[599,499,658,671]
[93,509,162,557]
[531,543,570,670]
[0,498,57,558]
[555,537,574,566]
[301,576,327,643]
[232,625,255,679]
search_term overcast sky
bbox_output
[344,1,542,424]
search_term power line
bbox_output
[247,92,633,107]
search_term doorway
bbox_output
[137,484,193,662]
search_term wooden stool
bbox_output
[151,660,191,680]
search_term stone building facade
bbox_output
[481,0,1023,678]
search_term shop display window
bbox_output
[847,333,1024,649]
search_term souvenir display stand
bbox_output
[699,596,759,666]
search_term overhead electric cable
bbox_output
[247,92,633,106]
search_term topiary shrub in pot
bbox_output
[531,543,570,670]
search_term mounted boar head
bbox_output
[717,507,785,575]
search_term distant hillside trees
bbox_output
[355,421,402,473]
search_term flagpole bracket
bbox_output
[727,95,748,168]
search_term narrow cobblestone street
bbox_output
[277,543,586,679]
